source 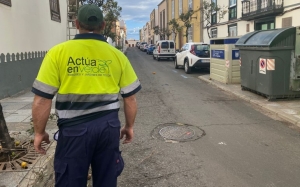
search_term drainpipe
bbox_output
[200,0,203,42]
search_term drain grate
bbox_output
[0,141,49,171]
[152,123,205,142]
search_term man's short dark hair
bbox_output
[79,21,102,32]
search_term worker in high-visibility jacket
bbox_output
[31,4,141,187]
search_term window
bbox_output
[228,6,237,20]
[170,42,175,49]
[163,10,165,29]
[195,44,210,51]
[179,0,182,15]
[160,12,162,29]
[211,14,217,25]
[229,0,236,7]
[161,42,169,48]
[181,44,189,51]
[188,0,193,10]
[188,24,193,42]
[282,17,292,28]
[49,0,61,22]
[246,24,250,32]
[228,24,237,37]
[228,0,236,20]
[255,19,275,30]
[0,0,11,6]
[211,0,217,14]
[172,0,175,19]
[211,28,217,38]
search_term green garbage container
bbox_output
[235,27,300,100]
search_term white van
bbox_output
[152,40,176,61]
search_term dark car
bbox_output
[146,44,156,55]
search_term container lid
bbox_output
[235,27,295,48]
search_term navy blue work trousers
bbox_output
[54,111,124,187]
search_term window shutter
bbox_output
[282,17,292,28]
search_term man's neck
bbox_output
[79,30,101,34]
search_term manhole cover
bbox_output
[159,126,195,141]
[152,123,205,142]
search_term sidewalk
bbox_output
[0,90,57,187]
[199,75,300,128]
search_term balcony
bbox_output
[241,0,284,21]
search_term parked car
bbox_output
[152,40,176,61]
[136,42,140,47]
[146,44,156,54]
[139,44,145,51]
[138,42,147,49]
[143,44,149,52]
[174,42,210,74]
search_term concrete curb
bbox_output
[198,76,300,128]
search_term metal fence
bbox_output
[242,0,284,16]
[0,51,47,99]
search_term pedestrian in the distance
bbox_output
[31,4,141,187]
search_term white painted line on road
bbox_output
[218,142,227,145]
[181,75,189,78]
[172,70,178,73]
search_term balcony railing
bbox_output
[241,0,284,20]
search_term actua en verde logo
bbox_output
[67,57,112,76]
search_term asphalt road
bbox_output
[118,47,300,187]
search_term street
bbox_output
[117,47,300,187]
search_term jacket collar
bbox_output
[73,33,107,43]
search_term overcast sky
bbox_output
[117,1,162,40]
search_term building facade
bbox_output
[166,0,203,49]
[158,0,168,40]
[203,0,300,43]
[150,9,160,44]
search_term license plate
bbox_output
[201,59,210,63]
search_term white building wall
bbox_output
[0,0,67,54]
[276,10,300,28]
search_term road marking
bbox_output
[181,75,188,78]
[172,70,178,73]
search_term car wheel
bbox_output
[184,60,191,74]
[174,58,179,69]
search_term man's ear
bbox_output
[75,19,80,29]
[100,21,106,30]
